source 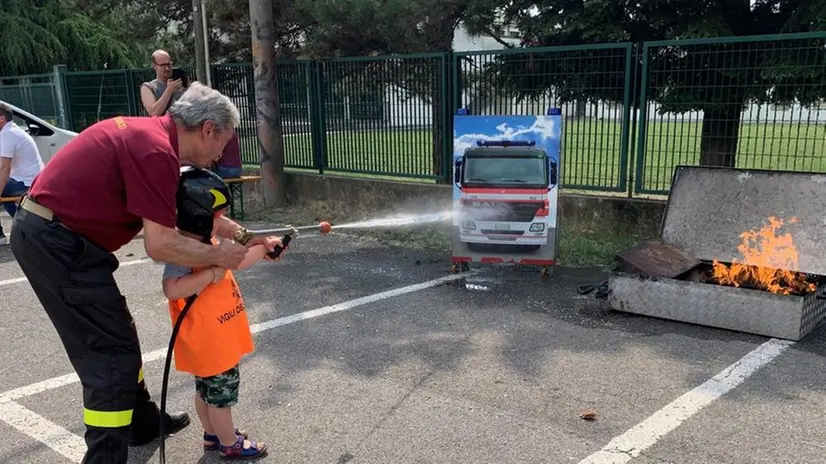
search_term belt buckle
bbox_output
[21,195,55,222]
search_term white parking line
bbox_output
[0,401,85,462]
[0,257,153,287]
[0,276,26,286]
[1,271,470,403]
[0,271,472,462]
[578,338,793,464]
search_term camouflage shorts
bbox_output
[195,365,240,408]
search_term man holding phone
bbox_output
[140,50,188,117]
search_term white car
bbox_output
[0,100,77,164]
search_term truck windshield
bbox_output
[463,151,548,188]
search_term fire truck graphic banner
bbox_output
[451,114,561,266]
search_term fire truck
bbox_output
[453,139,558,252]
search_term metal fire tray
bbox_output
[609,273,826,340]
[608,166,826,340]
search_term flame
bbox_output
[710,216,816,295]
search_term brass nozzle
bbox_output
[232,227,254,245]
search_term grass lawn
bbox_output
[240,119,826,194]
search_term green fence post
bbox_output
[451,52,462,113]
[634,44,651,195]
[618,44,633,197]
[20,77,33,116]
[308,61,326,174]
[60,70,75,132]
[625,44,641,197]
[440,52,452,183]
[52,65,69,129]
[124,70,138,116]
[316,61,329,173]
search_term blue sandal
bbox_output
[219,434,268,460]
[203,429,248,451]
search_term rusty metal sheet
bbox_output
[660,166,826,277]
[615,239,700,278]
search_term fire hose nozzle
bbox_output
[232,221,333,259]
[317,221,332,234]
[232,226,297,245]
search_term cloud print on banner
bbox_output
[452,115,561,157]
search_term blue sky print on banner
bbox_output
[453,115,561,163]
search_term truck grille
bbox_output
[480,230,525,235]
[464,201,543,222]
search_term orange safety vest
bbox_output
[167,268,254,378]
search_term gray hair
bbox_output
[167,82,240,132]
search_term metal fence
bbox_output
[2,32,826,196]
[0,73,63,126]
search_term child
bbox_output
[162,166,269,460]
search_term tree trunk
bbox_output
[249,0,286,206]
[699,103,743,167]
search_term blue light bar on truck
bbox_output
[475,140,537,147]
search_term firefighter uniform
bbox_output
[10,114,191,464]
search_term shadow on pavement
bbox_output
[232,246,780,409]
[0,244,16,265]
[125,441,159,464]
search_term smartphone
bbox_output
[171,67,189,87]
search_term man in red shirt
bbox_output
[9,82,283,464]
[213,131,243,179]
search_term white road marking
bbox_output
[0,257,154,287]
[0,401,86,462]
[0,272,470,403]
[578,338,794,464]
[0,276,27,286]
[249,274,469,333]
[0,271,472,462]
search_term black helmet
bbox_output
[176,165,232,243]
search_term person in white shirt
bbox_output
[0,102,45,245]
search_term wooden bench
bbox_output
[223,175,262,220]
[0,196,22,204]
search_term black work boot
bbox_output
[129,411,191,446]
[129,378,192,446]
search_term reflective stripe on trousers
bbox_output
[84,409,134,428]
[83,366,145,428]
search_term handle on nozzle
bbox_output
[267,234,293,259]
[233,226,298,245]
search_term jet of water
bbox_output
[332,210,454,229]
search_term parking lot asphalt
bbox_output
[0,214,824,464]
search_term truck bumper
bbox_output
[459,233,548,246]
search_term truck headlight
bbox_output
[462,221,476,230]
[529,223,545,232]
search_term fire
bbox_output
[710,216,816,295]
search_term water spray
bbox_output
[158,221,332,464]
[329,211,454,230]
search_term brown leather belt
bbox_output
[20,195,58,222]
